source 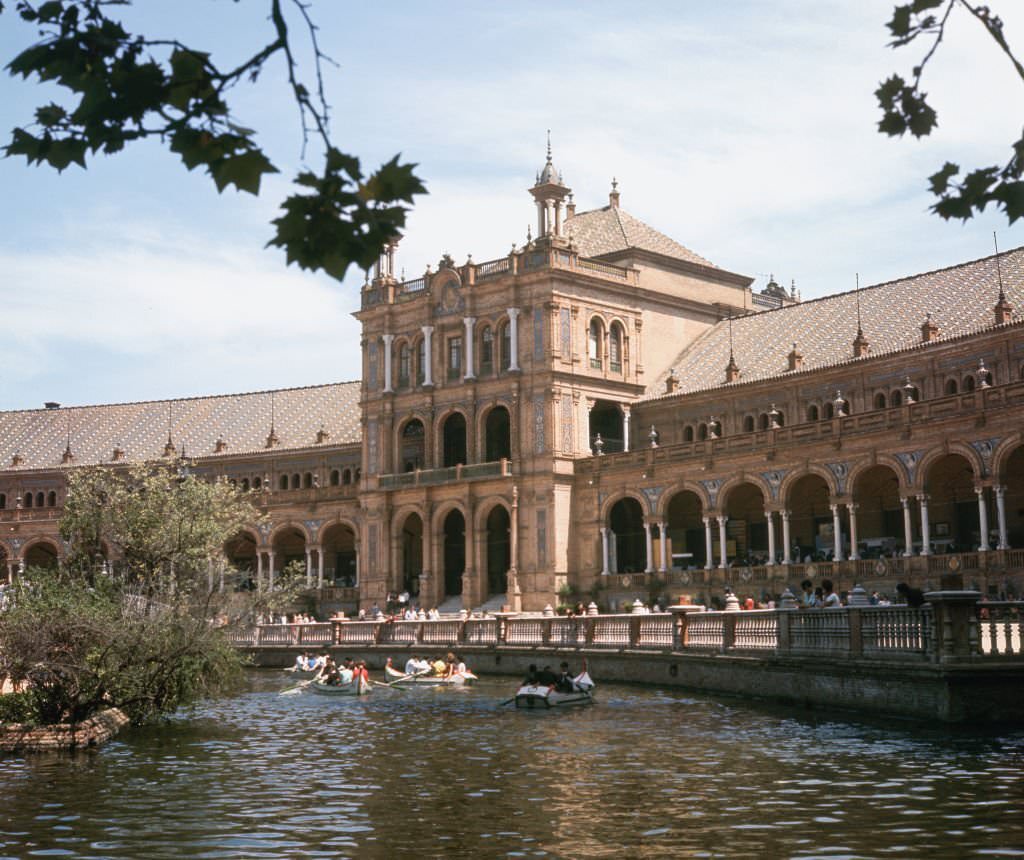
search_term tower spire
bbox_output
[853,273,869,357]
[993,232,1013,324]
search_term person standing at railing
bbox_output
[800,580,815,608]
[822,580,841,608]
[896,582,925,608]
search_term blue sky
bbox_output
[1,1,1023,410]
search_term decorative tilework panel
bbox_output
[561,394,573,454]
[533,396,545,454]
[536,509,547,568]
[533,307,544,362]
[560,308,571,356]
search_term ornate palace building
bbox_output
[3,150,1024,611]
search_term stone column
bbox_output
[781,510,792,565]
[256,551,264,592]
[847,503,859,561]
[600,526,610,575]
[703,516,714,571]
[830,503,843,561]
[643,520,655,574]
[267,550,276,590]
[463,317,476,381]
[506,308,521,371]
[658,520,668,573]
[317,546,325,588]
[381,334,394,393]
[919,494,932,556]
[717,515,728,569]
[621,405,631,453]
[305,548,313,587]
[902,497,914,557]
[421,325,434,387]
[765,510,776,566]
[995,485,1009,550]
[976,487,990,552]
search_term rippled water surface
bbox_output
[2,671,1023,859]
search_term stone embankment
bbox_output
[0,708,130,753]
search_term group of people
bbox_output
[795,579,925,608]
[290,651,369,687]
[523,661,580,693]
[403,652,469,678]
[257,612,317,625]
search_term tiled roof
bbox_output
[564,206,717,269]
[0,382,362,471]
[648,247,1024,398]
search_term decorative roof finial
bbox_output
[265,391,279,448]
[994,231,1006,302]
[546,128,552,163]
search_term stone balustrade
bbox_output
[227,593,1023,663]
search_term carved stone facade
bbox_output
[3,156,1023,609]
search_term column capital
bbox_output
[716,515,728,525]
[506,306,521,319]
[381,333,395,344]
[421,324,434,335]
[846,502,858,512]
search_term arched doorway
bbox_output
[271,526,307,585]
[23,540,59,570]
[609,497,645,573]
[723,482,767,565]
[442,509,465,596]
[321,523,357,587]
[399,419,426,472]
[1002,446,1024,548]
[224,531,258,590]
[442,413,467,467]
[664,490,705,569]
[924,453,979,552]
[399,513,423,596]
[589,400,624,453]
[485,505,510,595]
[483,406,511,462]
[785,474,831,561]
[851,465,903,557]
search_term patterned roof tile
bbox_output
[0,382,362,471]
[564,206,717,268]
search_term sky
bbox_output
[1,0,1023,411]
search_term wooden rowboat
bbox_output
[384,662,477,686]
[310,675,372,696]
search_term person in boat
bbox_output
[555,662,577,693]
[292,652,311,672]
[455,655,468,675]
[353,660,370,686]
[404,655,421,676]
[538,665,559,687]
[523,664,540,686]
[431,656,447,676]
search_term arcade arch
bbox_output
[663,489,705,568]
[484,505,510,596]
[442,509,465,596]
[608,496,646,573]
[321,522,358,587]
[722,482,768,564]
[483,406,511,462]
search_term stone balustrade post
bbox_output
[848,607,863,657]
[722,612,737,653]
[925,590,982,662]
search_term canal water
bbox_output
[1,670,1022,859]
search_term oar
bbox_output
[375,668,431,688]
[500,697,516,706]
[280,678,314,696]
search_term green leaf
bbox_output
[210,148,278,194]
[928,161,959,195]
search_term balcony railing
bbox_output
[378,458,510,489]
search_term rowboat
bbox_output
[309,675,372,696]
[384,661,477,686]
[514,669,595,709]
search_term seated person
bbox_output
[523,664,540,686]
[432,658,447,676]
[555,662,576,693]
[338,664,354,684]
[538,665,559,687]
[405,656,421,675]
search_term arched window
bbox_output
[279,475,289,491]
[588,319,603,369]
[499,322,512,372]
[874,392,887,409]
[416,338,426,386]
[609,322,623,373]
[480,326,494,376]
[697,423,708,441]
[36,492,44,508]
[290,474,300,490]
[47,491,57,507]
[24,493,32,508]
[253,477,262,490]
[743,415,755,433]
[342,468,352,485]
[398,343,411,388]
[890,389,903,407]
[944,379,958,396]
[807,404,819,422]
[303,472,313,488]
[241,478,250,491]
[775,411,786,427]
[964,375,976,392]
[758,413,770,430]
[823,402,835,420]
[683,426,694,442]
[0,493,6,509]
[330,469,340,486]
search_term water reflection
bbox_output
[1,671,1022,858]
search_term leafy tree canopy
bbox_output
[2,0,426,280]
[878,0,1024,222]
